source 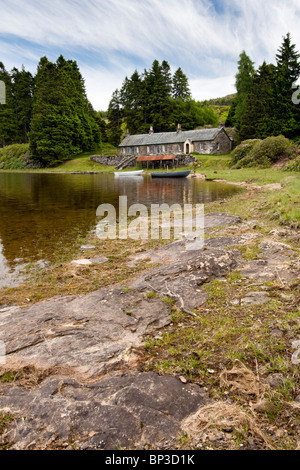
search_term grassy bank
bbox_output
[0,144,119,172]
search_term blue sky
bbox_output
[0,0,299,110]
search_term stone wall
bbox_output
[89,155,120,166]
[213,130,233,154]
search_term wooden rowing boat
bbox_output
[151,170,191,178]
[114,170,144,176]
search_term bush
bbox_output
[284,156,300,171]
[232,135,293,168]
[231,139,261,166]
[0,144,41,169]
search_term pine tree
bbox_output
[275,33,300,138]
[29,55,100,166]
[11,66,34,143]
[0,62,18,146]
[120,71,144,134]
[238,62,277,140]
[107,89,123,146]
[147,60,173,132]
[233,51,255,133]
[172,67,191,101]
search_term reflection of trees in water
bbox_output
[0,173,118,265]
[0,173,242,268]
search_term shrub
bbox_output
[0,144,41,169]
[231,139,261,166]
[232,135,293,168]
[284,156,300,172]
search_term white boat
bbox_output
[114,170,144,176]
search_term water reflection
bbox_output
[0,172,243,287]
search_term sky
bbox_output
[0,0,299,111]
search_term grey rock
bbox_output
[130,245,240,311]
[79,245,96,250]
[0,372,211,450]
[0,287,171,378]
[241,291,270,306]
[90,256,109,265]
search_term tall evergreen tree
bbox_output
[120,71,144,134]
[106,89,123,146]
[147,60,173,132]
[29,56,100,166]
[233,51,255,135]
[11,66,34,143]
[238,62,278,140]
[274,33,300,138]
[0,62,17,146]
[172,67,191,101]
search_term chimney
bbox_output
[177,123,182,133]
[126,129,130,136]
[149,126,154,135]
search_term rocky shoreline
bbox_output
[0,205,300,450]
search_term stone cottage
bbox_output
[119,125,233,157]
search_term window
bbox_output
[147,146,150,154]
[136,147,139,154]
[162,145,166,153]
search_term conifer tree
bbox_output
[172,67,191,101]
[106,89,123,146]
[238,62,277,140]
[120,71,144,134]
[29,55,100,166]
[11,66,34,143]
[147,60,173,132]
[274,33,300,138]
[233,51,255,135]
[0,62,17,146]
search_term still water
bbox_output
[0,172,243,287]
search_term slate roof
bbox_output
[119,128,223,147]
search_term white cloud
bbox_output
[190,75,236,102]
[0,0,299,109]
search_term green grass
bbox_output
[0,144,119,174]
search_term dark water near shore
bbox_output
[0,172,243,288]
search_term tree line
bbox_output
[226,33,300,143]
[0,56,102,166]
[0,57,219,165]
[106,60,219,146]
